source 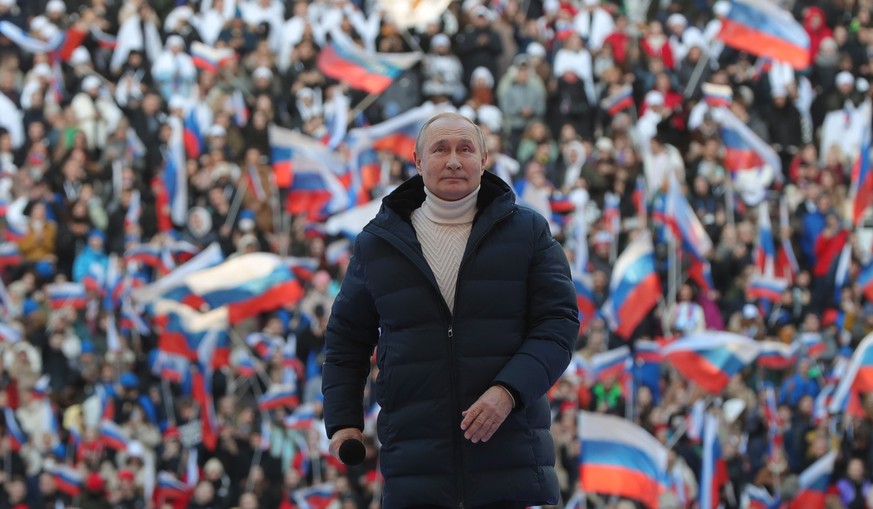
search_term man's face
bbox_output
[414,116,486,201]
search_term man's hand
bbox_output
[460,386,513,443]
[329,428,364,460]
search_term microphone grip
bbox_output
[338,438,366,465]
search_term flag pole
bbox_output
[347,92,382,126]
[223,176,248,230]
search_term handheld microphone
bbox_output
[338,439,366,465]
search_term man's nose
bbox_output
[446,151,462,168]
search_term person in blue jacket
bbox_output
[322,112,579,509]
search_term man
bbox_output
[322,112,578,508]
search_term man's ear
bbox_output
[480,152,488,173]
[414,152,422,174]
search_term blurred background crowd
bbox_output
[0,0,872,508]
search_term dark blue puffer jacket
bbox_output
[322,172,578,509]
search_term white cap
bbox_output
[858,78,870,93]
[32,63,52,79]
[30,16,49,32]
[471,5,493,19]
[168,95,186,110]
[595,136,613,152]
[0,0,15,8]
[723,398,746,423]
[645,90,665,106]
[70,47,91,65]
[127,441,144,458]
[431,33,450,48]
[471,66,494,88]
[81,75,101,91]
[742,303,759,319]
[666,13,687,27]
[543,0,560,12]
[836,71,854,87]
[207,124,226,137]
[477,104,503,133]
[253,66,273,81]
[713,0,731,16]
[166,34,185,49]
[526,42,546,58]
[46,0,66,13]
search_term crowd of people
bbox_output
[0,0,872,507]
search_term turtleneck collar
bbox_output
[420,185,480,224]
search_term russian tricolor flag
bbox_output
[573,276,596,334]
[850,127,872,226]
[156,471,193,501]
[258,383,300,411]
[246,332,278,361]
[316,32,421,94]
[591,346,631,382]
[718,107,782,175]
[664,175,713,261]
[180,252,305,324]
[602,233,662,339]
[702,82,733,107]
[755,201,776,276]
[746,274,788,303]
[829,332,873,416]
[798,332,826,359]
[164,116,188,226]
[45,282,87,310]
[283,402,317,430]
[578,411,667,509]
[700,412,729,509]
[124,243,162,267]
[183,108,204,160]
[601,84,635,116]
[716,0,811,69]
[236,352,258,379]
[286,257,320,282]
[150,351,189,384]
[153,300,229,360]
[190,41,236,73]
[662,332,761,394]
[292,482,339,509]
[756,340,798,370]
[4,407,26,452]
[742,484,778,509]
[99,419,130,451]
[788,450,837,509]
[0,242,20,269]
[45,463,84,496]
[859,261,873,302]
[634,339,663,365]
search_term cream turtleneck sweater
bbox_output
[410,186,480,312]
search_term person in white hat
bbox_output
[151,34,196,101]
[423,33,465,103]
[71,75,123,152]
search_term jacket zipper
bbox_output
[451,208,515,509]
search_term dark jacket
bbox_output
[323,172,578,508]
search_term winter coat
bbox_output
[323,172,578,508]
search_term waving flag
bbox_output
[124,243,162,267]
[602,192,621,240]
[193,330,223,450]
[776,199,799,282]
[164,117,188,226]
[153,300,229,359]
[702,82,733,107]
[601,84,635,116]
[813,228,849,277]
[45,282,87,309]
[746,274,788,303]
[755,201,776,276]
[571,213,596,333]
[0,21,65,55]
[662,332,761,394]
[578,411,668,509]
[700,413,728,509]
[716,0,811,69]
[316,31,421,94]
[131,243,224,305]
[602,233,662,339]
[183,108,204,159]
[3,407,26,452]
[246,332,280,360]
[270,125,350,218]
[663,175,713,261]
[742,485,778,509]
[292,482,338,509]
[45,463,83,496]
[258,383,300,411]
[788,450,837,509]
[151,350,190,383]
[591,346,631,382]
[177,252,304,324]
[99,419,130,451]
[718,107,782,175]
[190,42,236,72]
[156,471,194,502]
[850,127,873,226]
[756,341,799,370]
[283,402,318,430]
[0,242,20,269]
[829,332,873,415]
